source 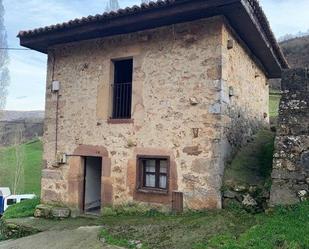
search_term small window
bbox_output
[21,198,29,202]
[7,199,17,206]
[138,157,169,191]
[112,59,133,119]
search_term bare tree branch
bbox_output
[12,127,25,194]
[105,0,119,12]
[0,0,9,114]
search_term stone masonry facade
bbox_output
[41,16,269,212]
[270,69,309,205]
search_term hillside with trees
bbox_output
[280,35,309,68]
[0,111,44,146]
[0,139,42,195]
[269,34,309,91]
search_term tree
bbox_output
[0,0,9,114]
[12,126,25,194]
[105,0,119,12]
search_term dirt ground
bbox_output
[0,226,122,249]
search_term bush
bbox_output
[0,219,5,241]
[3,198,40,219]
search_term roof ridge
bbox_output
[18,0,178,38]
[246,0,289,68]
[18,0,288,73]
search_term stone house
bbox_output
[18,0,288,214]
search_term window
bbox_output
[138,157,169,191]
[7,199,17,206]
[112,59,133,119]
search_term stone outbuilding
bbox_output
[18,0,288,214]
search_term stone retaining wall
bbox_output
[270,69,309,205]
[0,219,39,240]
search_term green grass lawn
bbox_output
[0,139,42,195]
[204,202,309,249]
[2,198,40,219]
[2,201,308,249]
[100,209,257,249]
[101,202,309,249]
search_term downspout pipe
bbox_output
[50,49,59,157]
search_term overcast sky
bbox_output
[3,0,309,111]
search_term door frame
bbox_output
[82,156,103,213]
[67,145,113,214]
[82,157,87,212]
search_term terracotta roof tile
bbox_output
[247,0,288,68]
[18,0,175,37]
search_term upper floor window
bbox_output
[112,59,133,119]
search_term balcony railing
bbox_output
[112,82,132,119]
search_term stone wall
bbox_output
[270,69,309,205]
[41,15,269,212]
[221,22,269,152]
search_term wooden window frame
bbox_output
[136,155,170,194]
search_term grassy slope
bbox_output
[269,93,281,118]
[206,202,309,249]
[0,140,42,195]
[3,198,40,219]
[222,92,280,188]
[223,130,275,188]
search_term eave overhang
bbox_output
[18,0,288,78]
